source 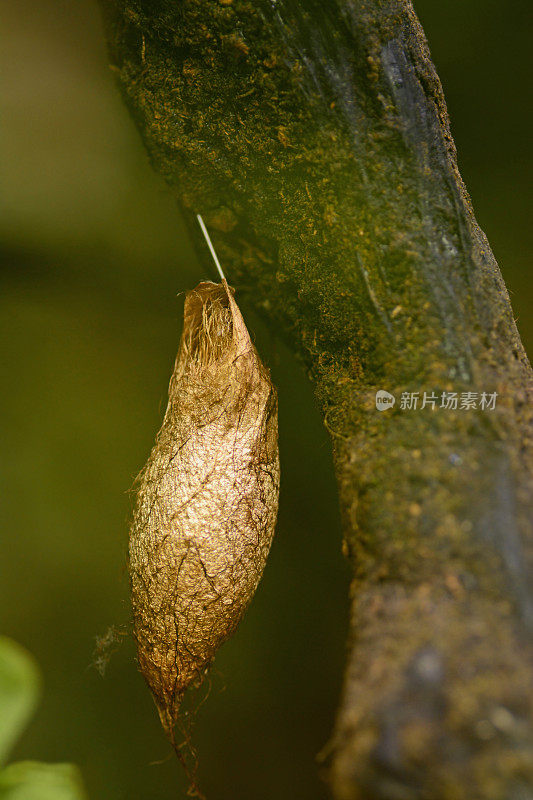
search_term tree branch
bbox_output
[99,1,533,796]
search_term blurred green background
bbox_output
[1,1,530,799]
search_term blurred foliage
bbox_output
[0,637,86,799]
[0,1,530,799]
[0,638,40,767]
[0,763,86,800]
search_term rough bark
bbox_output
[99,1,533,797]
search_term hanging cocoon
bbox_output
[129,280,280,734]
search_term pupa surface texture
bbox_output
[129,281,279,732]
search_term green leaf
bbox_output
[0,762,87,800]
[0,638,41,765]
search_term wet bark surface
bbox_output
[99,1,533,797]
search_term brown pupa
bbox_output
[129,280,279,737]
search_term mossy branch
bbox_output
[99,1,533,797]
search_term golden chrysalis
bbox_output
[128,278,280,745]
